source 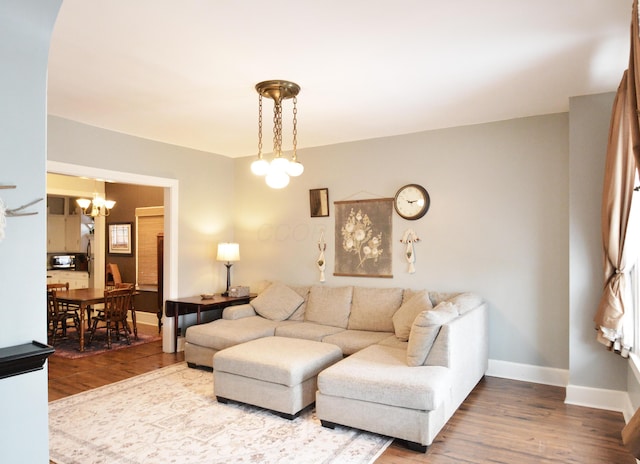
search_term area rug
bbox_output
[51,328,161,359]
[49,363,392,464]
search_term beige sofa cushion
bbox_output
[318,344,451,411]
[287,285,310,321]
[392,290,433,341]
[185,316,281,351]
[322,330,392,355]
[304,286,353,328]
[275,321,344,342]
[406,302,458,367]
[250,282,304,321]
[347,287,403,332]
[448,292,483,315]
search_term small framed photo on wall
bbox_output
[108,223,133,255]
[310,188,329,217]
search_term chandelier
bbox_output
[76,192,116,217]
[250,80,303,189]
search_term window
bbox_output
[135,206,164,287]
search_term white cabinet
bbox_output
[47,271,89,289]
[47,196,85,253]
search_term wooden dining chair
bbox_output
[115,282,138,339]
[47,287,81,344]
[88,286,134,349]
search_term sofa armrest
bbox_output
[222,304,257,320]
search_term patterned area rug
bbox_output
[49,363,392,464]
[50,328,161,359]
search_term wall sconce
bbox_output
[217,242,240,296]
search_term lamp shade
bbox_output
[217,242,240,262]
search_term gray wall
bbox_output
[0,1,62,462]
[233,113,571,370]
[569,92,628,389]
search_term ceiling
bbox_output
[48,0,633,158]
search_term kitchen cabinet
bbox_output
[47,196,85,253]
[47,271,89,290]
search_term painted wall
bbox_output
[234,113,571,371]
[0,1,62,462]
[568,92,629,390]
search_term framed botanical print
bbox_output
[334,198,393,278]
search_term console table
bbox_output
[165,294,254,353]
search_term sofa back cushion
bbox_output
[304,286,353,328]
[287,285,310,321]
[406,302,459,366]
[250,282,304,321]
[392,290,433,341]
[347,287,403,332]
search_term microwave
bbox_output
[50,255,76,269]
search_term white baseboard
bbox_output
[565,384,629,415]
[487,359,569,387]
[488,358,631,420]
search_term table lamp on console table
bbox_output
[217,242,240,296]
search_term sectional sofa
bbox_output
[184,282,488,451]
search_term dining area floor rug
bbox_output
[50,328,161,359]
[49,362,392,464]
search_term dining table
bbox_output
[54,287,109,352]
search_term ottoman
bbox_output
[213,337,343,419]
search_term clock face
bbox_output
[394,184,430,220]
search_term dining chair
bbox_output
[88,286,133,349]
[115,282,138,339]
[47,287,81,344]
[106,263,122,288]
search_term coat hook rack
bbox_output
[0,185,43,217]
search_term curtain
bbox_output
[594,0,640,356]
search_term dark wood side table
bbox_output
[165,294,254,353]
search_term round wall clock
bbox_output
[394,184,430,220]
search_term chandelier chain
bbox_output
[292,96,298,159]
[273,95,283,155]
[257,94,263,156]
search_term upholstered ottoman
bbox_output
[213,337,343,419]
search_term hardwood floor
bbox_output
[48,328,634,463]
[48,323,184,401]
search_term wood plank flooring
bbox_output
[48,327,635,463]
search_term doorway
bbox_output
[47,160,179,353]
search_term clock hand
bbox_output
[407,199,417,204]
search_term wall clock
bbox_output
[394,184,430,220]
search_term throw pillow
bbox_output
[250,282,304,321]
[406,302,458,367]
[304,286,353,328]
[392,290,433,341]
[348,287,403,332]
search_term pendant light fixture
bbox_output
[76,182,116,217]
[250,80,303,188]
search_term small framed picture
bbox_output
[310,188,329,217]
[108,223,133,255]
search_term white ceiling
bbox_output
[48,0,633,158]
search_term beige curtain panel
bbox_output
[594,0,640,357]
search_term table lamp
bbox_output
[217,242,240,296]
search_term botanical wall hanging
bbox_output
[334,198,393,278]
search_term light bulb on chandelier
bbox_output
[250,80,303,188]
